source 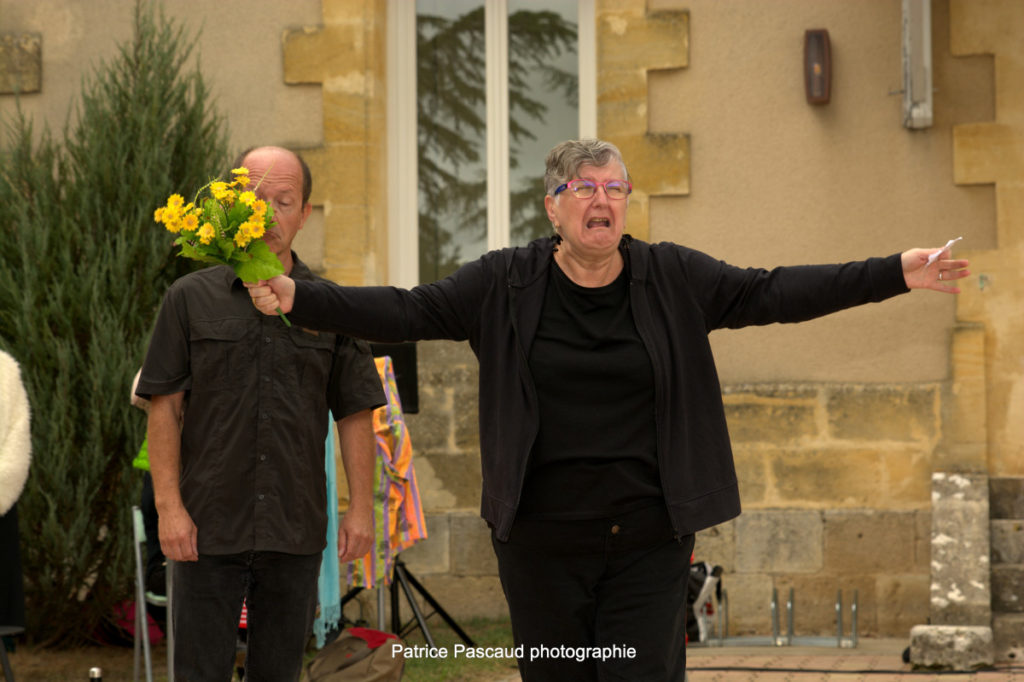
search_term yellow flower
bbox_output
[231,167,249,176]
[182,213,199,232]
[252,199,267,216]
[153,207,165,223]
[210,181,230,200]
[238,191,257,207]
[234,230,252,248]
[164,217,183,234]
[167,194,185,210]
[240,220,264,240]
[197,222,216,245]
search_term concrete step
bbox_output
[990,477,1024,519]
[992,519,1024,564]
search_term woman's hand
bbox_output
[245,275,296,315]
[901,247,970,293]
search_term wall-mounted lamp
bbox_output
[804,29,831,105]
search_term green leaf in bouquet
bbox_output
[227,200,252,225]
[177,238,222,264]
[217,237,235,262]
[204,197,227,236]
[232,238,285,283]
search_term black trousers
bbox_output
[492,505,694,682]
[171,550,321,682]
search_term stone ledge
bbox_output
[909,625,994,670]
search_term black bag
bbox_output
[301,627,404,682]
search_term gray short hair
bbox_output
[543,138,629,196]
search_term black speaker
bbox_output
[370,342,419,414]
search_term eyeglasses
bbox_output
[553,179,633,200]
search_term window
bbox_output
[388,0,595,287]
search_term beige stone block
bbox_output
[598,8,688,72]
[308,146,369,204]
[406,455,458,512]
[823,510,918,574]
[283,25,365,84]
[770,449,883,507]
[773,575,876,637]
[915,510,932,571]
[450,512,497,576]
[735,510,822,574]
[694,520,736,572]
[826,385,938,443]
[612,133,689,197]
[731,449,767,505]
[426,453,483,510]
[876,574,930,637]
[408,574,510,621]
[954,123,1024,186]
[322,93,377,144]
[624,195,649,242]
[724,398,817,445]
[720,572,773,636]
[401,513,451,575]
[0,32,41,94]
[880,447,932,506]
[949,324,987,448]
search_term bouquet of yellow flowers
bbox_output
[154,166,290,324]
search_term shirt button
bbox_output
[258,494,265,501]
[260,411,269,420]
[264,336,271,343]
[611,524,621,535]
[259,454,267,462]
[262,375,270,383]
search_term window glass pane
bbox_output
[508,1,579,246]
[417,0,487,283]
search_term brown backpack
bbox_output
[301,628,405,682]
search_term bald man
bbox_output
[137,147,384,681]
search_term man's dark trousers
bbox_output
[171,551,321,682]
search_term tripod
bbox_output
[389,558,476,648]
[339,557,476,648]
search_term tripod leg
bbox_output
[398,563,476,647]
[390,576,400,635]
[394,563,436,648]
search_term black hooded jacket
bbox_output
[289,235,909,541]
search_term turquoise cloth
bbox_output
[313,421,341,648]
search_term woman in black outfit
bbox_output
[247,139,969,681]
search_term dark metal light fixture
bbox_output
[804,29,831,105]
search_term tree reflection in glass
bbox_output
[417,2,578,283]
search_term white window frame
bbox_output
[387,0,596,288]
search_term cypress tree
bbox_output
[0,0,228,646]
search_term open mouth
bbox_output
[586,217,611,228]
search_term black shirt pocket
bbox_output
[189,318,257,392]
[284,328,335,395]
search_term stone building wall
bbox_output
[4,0,1022,642]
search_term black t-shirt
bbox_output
[517,261,661,520]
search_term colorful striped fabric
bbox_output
[346,356,428,588]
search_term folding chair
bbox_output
[132,505,173,682]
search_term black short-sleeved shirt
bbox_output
[136,255,385,555]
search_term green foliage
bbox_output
[0,0,228,646]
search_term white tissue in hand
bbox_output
[926,236,962,267]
